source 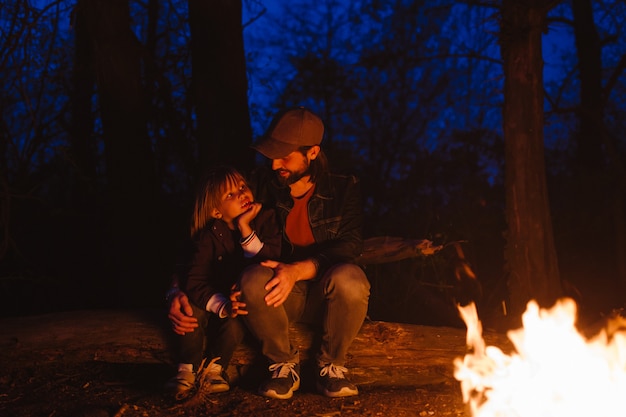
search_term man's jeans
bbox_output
[239,263,370,367]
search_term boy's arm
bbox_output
[245,208,282,260]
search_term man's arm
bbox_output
[167,289,198,335]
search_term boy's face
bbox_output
[213,179,254,225]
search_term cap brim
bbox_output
[251,137,299,160]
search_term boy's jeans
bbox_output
[176,302,246,370]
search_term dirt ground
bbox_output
[1,362,466,417]
[0,309,508,417]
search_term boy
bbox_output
[166,166,281,400]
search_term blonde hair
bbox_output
[191,166,247,237]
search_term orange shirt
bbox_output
[285,184,315,247]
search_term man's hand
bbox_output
[167,291,199,335]
[260,259,316,307]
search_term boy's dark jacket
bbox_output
[181,207,281,309]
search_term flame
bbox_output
[454,298,626,417]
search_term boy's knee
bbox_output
[190,302,210,326]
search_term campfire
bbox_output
[454,298,626,417]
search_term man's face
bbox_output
[271,150,311,186]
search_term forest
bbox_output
[1,0,625,330]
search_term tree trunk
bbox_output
[70,1,97,208]
[500,1,562,320]
[572,0,603,173]
[571,0,626,299]
[82,0,160,306]
[188,0,253,173]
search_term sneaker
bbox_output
[258,362,300,399]
[316,364,359,397]
[197,357,230,394]
[165,369,196,401]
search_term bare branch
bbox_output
[603,52,626,107]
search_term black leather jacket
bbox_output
[253,167,364,276]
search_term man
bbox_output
[168,107,370,400]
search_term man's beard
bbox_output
[275,162,311,186]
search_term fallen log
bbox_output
[358,236,443,265]
[0,309,511,387]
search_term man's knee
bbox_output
[326,264,370,300]
[239,264,273,302]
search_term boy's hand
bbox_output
[226,286,248,317]
[236,202,262,235]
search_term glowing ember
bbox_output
[454,298,626,417]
